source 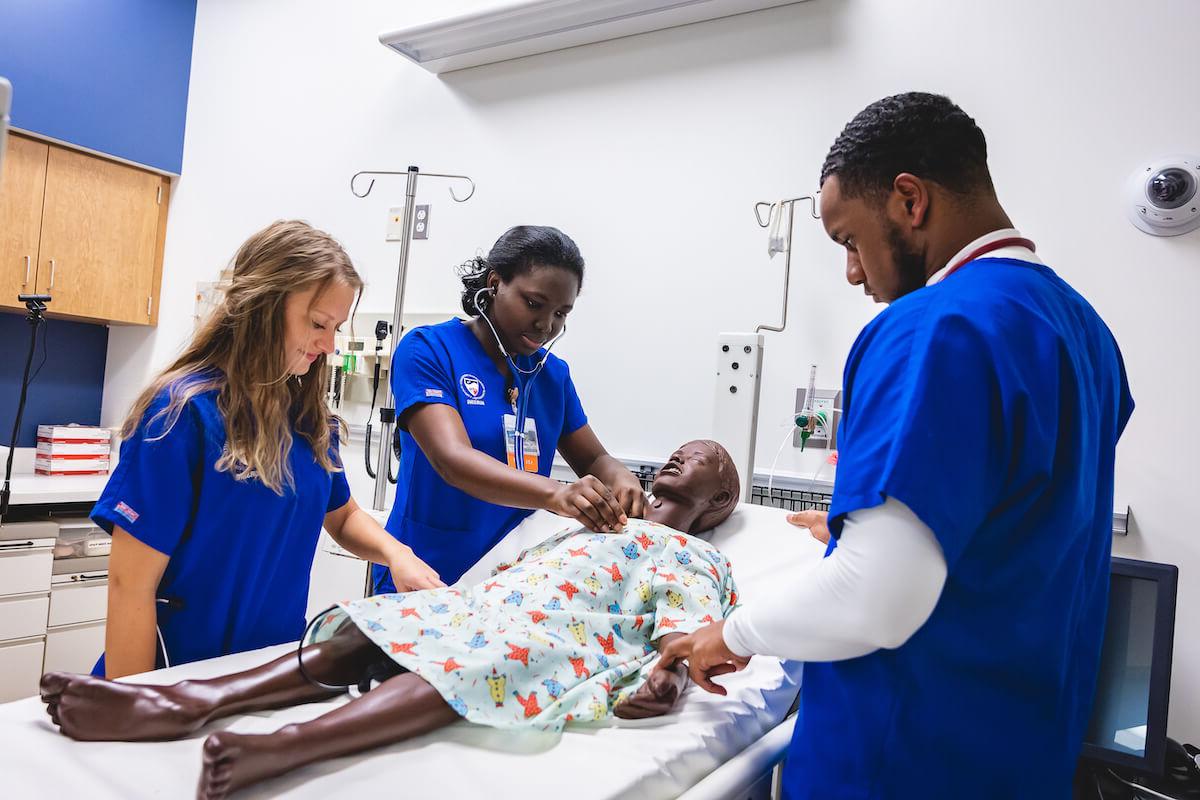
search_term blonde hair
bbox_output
[123,220,363,494]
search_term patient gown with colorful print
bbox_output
[305,519,738,731]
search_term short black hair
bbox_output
[459,226,585,317]
[820,92,994,201]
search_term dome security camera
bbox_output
[1126,156,1200,236]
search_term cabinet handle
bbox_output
[71,573,108,583]
[48,258,56,289]
[147,296,153,317]
[23,255,31,286]
[0,541,36,550]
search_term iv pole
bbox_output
[349,166,476,514]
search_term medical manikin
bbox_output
[41,440,742,799]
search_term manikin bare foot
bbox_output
[198,729,301,800]
[40,672,220,742]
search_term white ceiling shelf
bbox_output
[379,0,808,74]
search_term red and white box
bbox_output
[35,425,112,475]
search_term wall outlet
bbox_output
[794,387,843,449]
[413,204,430,239]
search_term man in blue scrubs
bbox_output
[659,92,1133,798]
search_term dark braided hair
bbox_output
[820,92,995,202]
[459,226,585,317]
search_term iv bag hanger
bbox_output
[351,169,476,201]
[753,194,820,334]
[350,165,477,517]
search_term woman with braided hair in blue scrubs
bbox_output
[660,93,1134,800]
[90,221,443,679]
[377,225,647,593]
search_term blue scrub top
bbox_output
[90,376,352,674]
[784,258,1133,800]
[376,318,588,591]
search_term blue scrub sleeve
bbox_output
[391,330,458,425]
[830,312,1006,570]
[326,437,352,513]
[561,362,588,435]
[91,396,202,557]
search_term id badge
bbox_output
[503,414,541,473]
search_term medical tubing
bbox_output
[766,423,801,506]
[296,606,357,692]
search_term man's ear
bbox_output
[891,173,930,229]
[710,490,732,508]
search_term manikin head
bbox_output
[649,440,740,534]
[818,92,1006,304]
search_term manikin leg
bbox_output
[41,622,382,741]
[197,670,457,799]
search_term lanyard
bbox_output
[941,236,1036,280]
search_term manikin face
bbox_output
[486,265,579,357]
[282,279,357,376]
[819,175,928,304]
[652,441,731,515]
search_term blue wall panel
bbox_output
[0,0,198,173]
[0,310,109,447]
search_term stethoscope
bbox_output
[940,236,1036,280]
[473,287,567,469]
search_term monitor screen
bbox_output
[1085,573,1157,756]
[1081,557,1177,775]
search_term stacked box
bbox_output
[35,425,112,475]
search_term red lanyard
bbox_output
[942,236,1036,279]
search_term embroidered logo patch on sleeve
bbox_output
[425,389,444,398]
[115,501,140,523]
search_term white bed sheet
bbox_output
[0,504,823,799]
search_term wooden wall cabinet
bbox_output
[0,133,170,325]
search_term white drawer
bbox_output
[0,637,46,703]
[0,594,50,641]
[43,621,105,676]
[0,543,53,597]
[48,577,109,627]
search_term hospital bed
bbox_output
[0,503,823,799]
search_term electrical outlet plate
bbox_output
[414,204,430,239]
[794,387,842,449]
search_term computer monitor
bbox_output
[1080,556,1179,776]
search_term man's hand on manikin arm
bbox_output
[658,498,949,692]
[653,622,751,696]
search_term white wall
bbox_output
[102,0,1200,738]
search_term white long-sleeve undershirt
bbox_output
[722,497,948,662]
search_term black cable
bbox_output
[27,317,48,385]
[1,299,48,522]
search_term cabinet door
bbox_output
[36,145,163,324]
[0,134,49,313]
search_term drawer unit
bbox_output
[0,538,54,598]
[43,620,105,676]
[0,593,50,640]
[0,636,46,703]
[48,573,108,627]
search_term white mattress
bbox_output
[0,504,823,799]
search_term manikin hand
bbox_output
[787,509,831,545]
[613,660,687,719]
